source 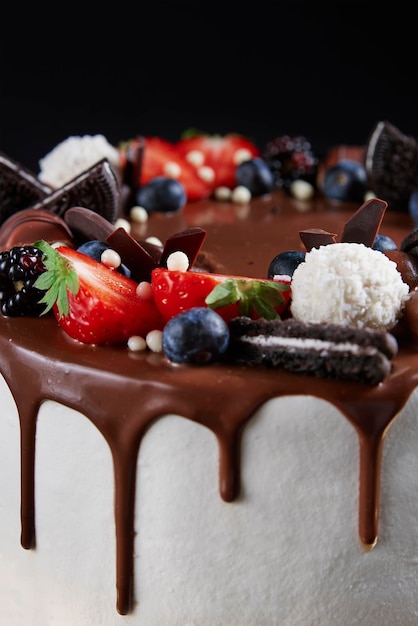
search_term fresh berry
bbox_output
[408,188,418,224]
[235,157,274,196]
[372,234,398,253]
[267,250,306,279]
[162,307,230,364]
[0,245,47,316]
[135,176,187,213]
[34,241,164,345]
[77,240,131,277]
[322,160,367,202]
[135,136,213,201]
[262,135,318,190]
[151,267,291,324]
[176,131,260,190]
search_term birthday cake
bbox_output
[0,122,418,625]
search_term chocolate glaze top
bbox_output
[1,189,418,615]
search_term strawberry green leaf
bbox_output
[33,240,79,317]
[205,278,290,320]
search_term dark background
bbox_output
[2,3,417,172]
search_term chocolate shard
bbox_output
[341,197,387,246]
[299,228,337,251]
[106,227,158,283]
[65,206,115,243]
[159,228,207,269]
[228,317,398,385]
[0,151,52,225]
[29,159,120,224]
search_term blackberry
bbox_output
[0,245,47,316]
[263,135,318,191]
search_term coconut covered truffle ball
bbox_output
[290,242,410,330]
[38,134,122,188]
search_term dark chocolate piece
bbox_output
[0,151,52,224]
[106,227,158,282]
[400,229,418,257]
[341,197,387,246]
[228,317,398,385]
[299,228,337,251]
[160,228,207,269]
[29,159,120,223]
[65,206,115,243]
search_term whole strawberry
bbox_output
[34,241,164,345]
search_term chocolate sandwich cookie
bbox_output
[0,151,52,224]
[228,317,398,385]
[365,121,418,211]
[29,159,120,223]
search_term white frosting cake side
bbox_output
[0,374,417,625]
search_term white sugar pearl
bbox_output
[198,165,215,183]
[130,206,149,223]
[101,248,121,269]
[290,179,315,201]
[214,186,232,201]
[146,236,163,247]
[114,217,131,233]
[146,329,163,352]
[231,185,251,204]
[136,281,153,300]
[233,148,252,165]
[127,335,147,351]
[167,251,189,271]
[186,150,205,167]
[164,161,181,178]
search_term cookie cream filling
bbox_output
[239,334,377,354]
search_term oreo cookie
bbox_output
[29,159,120,223]
[365,121,418,211]
[0,151,52,224]
[228,317,398,385]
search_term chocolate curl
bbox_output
[299,228,338,252]
[106,227,157,283]
[160,228,207,269]
[341,198,387,246]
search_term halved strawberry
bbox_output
[176,131,260,189]
[34,241,164,345]
[151,267,291,324]
[125,136,213,201]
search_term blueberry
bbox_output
[162,307,230,365]
[135,176,187,213]
[322,160,367,202]
[372,234,398,252]
[267,250,306,279]
[77,240,131,277]
[235,157,274,196]
[408,188,418,225]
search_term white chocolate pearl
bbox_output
[167,251,189,271]
[136,281,153,300]
[130,206,149,223]
[114,217,131,233]
[127,335,147,351]
[163,161,181,178]
[214,186,232,201]
[233,148,252,165]
[198,165,215,183]
[101,248,121,269]
[231,185,251,204]
[290,179,314,201]
[186,149,205,167]
[146,329,163,352]
[145,236,163,247]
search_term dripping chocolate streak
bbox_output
[1,317,418,614]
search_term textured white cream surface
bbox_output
[0,374,417,625]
